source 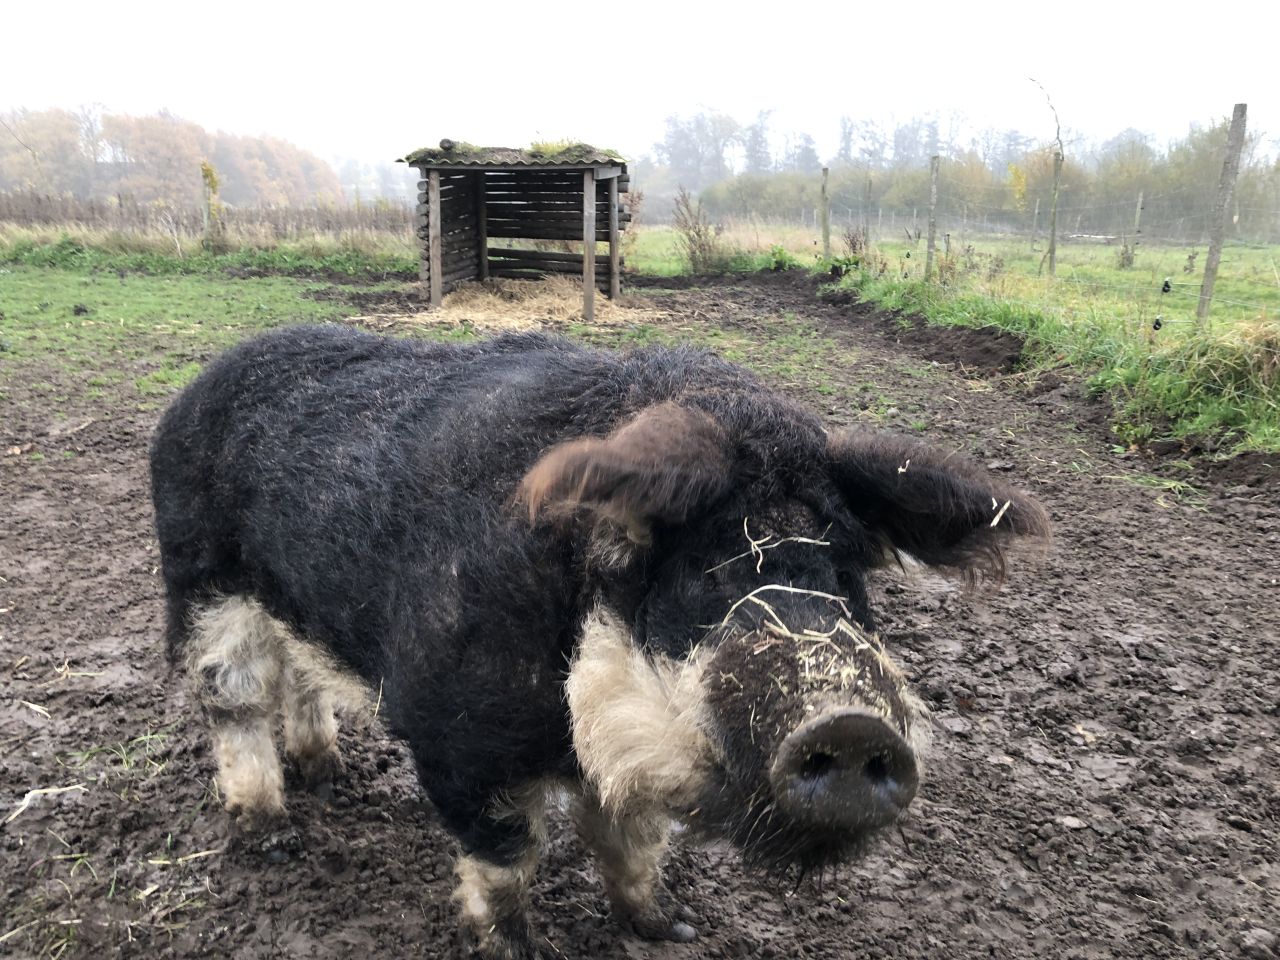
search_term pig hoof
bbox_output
[465,917,544,960]
[624,898,699,942]
[226,801,287,836]
[228,816,302,863]
[291,751,341,795]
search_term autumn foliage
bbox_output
[0,108,344,207]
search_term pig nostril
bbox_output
[772,710,919,830]
[799,751,836,781]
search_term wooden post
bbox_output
[416,172,430,286]
[608,175,620,300]
[583,168,596,321]
[864,172,873,236]
[820,167,831,259]
[1197,103,1249,326]
[1047,150,1062,277]
[1132,190,1143,253]
[925,155,939,281]
[1031,196,1040,247]
[428,170,442,308]
[476,172,488,281]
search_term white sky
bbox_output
[4,0,1277,170]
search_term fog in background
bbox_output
[3,0,1277,217]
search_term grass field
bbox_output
[3,222,1278,453]
[0,267,389,411]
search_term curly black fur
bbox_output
[151,324,1046,867]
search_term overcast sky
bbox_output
[5,0,1276,170]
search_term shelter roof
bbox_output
[402,140,624,169]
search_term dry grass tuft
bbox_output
[1234,319,1280,387]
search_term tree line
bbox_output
[0,108,345,208]
[638,110,1280,243]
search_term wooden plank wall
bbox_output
[414,167,632,299]
[482,170,631,241]
[483,169,630,286]
[416,172,482,296]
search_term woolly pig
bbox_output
[151,325,1047,959]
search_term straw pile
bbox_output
[353,276,671,335]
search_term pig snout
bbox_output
[770,708,918,831]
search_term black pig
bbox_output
[151,324,1047,958]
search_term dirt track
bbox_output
[2,272,1277,959]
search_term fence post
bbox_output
[1047,150,1062,277]
[1132,190,1144,252]
[925,155,939,281]
[1197,103,1248,327]
[1031,196,1040,247]
[820,167,830,259]
[863,171,873,236]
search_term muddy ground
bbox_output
[2,272,1277,959]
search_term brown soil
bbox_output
[2,273,1277,959]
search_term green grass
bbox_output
[7,223,1277,453]
[830,246,1280,452]
[0,264,373,399]
[626,226,794,276]
[0,233,417,280]
[870,236,1280,330]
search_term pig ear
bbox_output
[517,402,732,540]
[827,431,1049,581]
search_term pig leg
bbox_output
[449,782,550,960]
[187,595,286,827]
[281,656,340,797]
[453,846,543,960]
[576,795,697,942]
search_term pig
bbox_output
[150,324,1048,959]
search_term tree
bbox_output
[743,111,773,175]
[0,108,93,194]
[654,111,741,190]
[100,111,209,205]
[834,117,854,168]
[785,133,821,174]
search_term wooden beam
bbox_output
[593,165,623,179]
[488,260,603,276]
[608,175,620,300]
[487,224,614,242]
[475,174,488,281]
[489,265,614,291]
[416,201,430,285]
[428,170,442,308]
[488,248,615,265]
[583,168,596,322]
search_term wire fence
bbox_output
[0,191,415,239]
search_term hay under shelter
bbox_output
[400,141,631,320]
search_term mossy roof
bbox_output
[401,141,625,168]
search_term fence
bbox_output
[0,191,415,239]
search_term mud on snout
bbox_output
[565,607,929,875]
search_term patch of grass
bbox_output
[57,728,173,801]
[0,265,373,400]
[1102,471,1208,509]
[135,361,205,395]
[0,229,417,280]
[831,259,1280,453]
[626,226,783,277]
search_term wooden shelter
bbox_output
[401,141,630,320]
